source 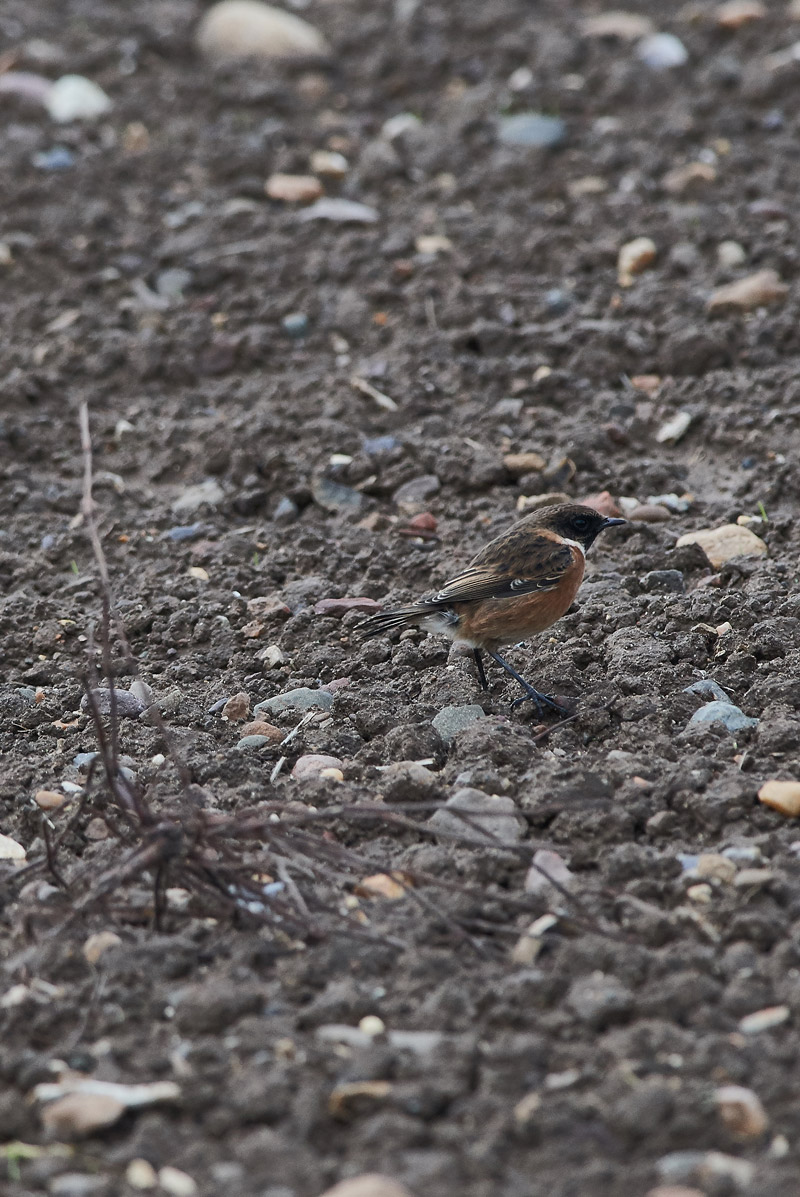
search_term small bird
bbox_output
[358,503,625,716]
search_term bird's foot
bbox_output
[511,687,572,718]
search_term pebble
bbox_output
[273,496,300,523]
[687,883,712,903]
[656,410,693,445]
[33,146,75,170]
[314,597,382,617]
[196,0,329,61]
[311,150,348,178]
[355,873,406,900]
[45,75,112,122]
[0,833,26,861]
[637,33,689,69]
[617,237,657,286]
[82,930,122,964]
[0,70,54,103]
[675,524,767,567]
[41,1093,126,1136]
[312,476,363,512]
[239,720,283,740]
[236,734,274,750]
[517,491,571,512]
[255,644,285,668]
[393,474,440,513]
[648,492,692,513]
[688,700,757,733]
[173,478,225,514]
[715,0,766,29]
[641,570,685,593]
[645,1190,705,1197]
[328,1080,392,1120]
[503,452,545,476]
[684,679,731,702]
[291,754,344,780]
[497,113,567,149]
[428,787,523,844]
[715,1085,768,1138]
[80,688,144,719]
[265,173,323,203]
[626,503,671,522]
[662,163,716,194]
[525,849,574,896]
[582,12,654,38]
[282,313,309,338]
[738,1005,790,1034]
[657,1151,753,1186]
[707,268,788,312]
[695,853,737,884]
[35,788,67,811]
[164,523,205,542]
[254,687,333,715]
[298,198,379,224]
[431,704,486,744]
[581,490,623,518]
[318,1175,415,1197]
[379,761,440,803]
[415,234,453,255]
[566,175,608,198]
[734,868,775,889]
[158,1168,198,1197]
[49,1175,110,1197]
[717,240,747,269]
[126,1159,159,1189]
[758,779,800,817]
[156,268,192,299]
[222,692,250,721]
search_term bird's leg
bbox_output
[473,648,489,691]
[486,649,569,717]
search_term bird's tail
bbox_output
[356,604,431,639]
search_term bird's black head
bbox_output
[535,503,626,550]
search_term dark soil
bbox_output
[3,1,800,1194]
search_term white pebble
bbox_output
[46,75,112,122]
[637,33,689,69]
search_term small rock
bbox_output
[80,688,144,719]
[255,644,285,668]
[656,1151,754,1186]
[581,490,623,518]
[503,452,546,477]
[497,113,566,149]
[393,474,440,512]
[715,0,766,28]
[431,704,486,744]
[641,570,685,593]
[415,234,453,254]
[273,496,300,522]
[379,761,440,803]
[567,973,634,1028]
[684,679,731,702]
[688,701,757,733]
[738,1005,790,1034]
[173,478,225,515]
[312,476,363,512]
[717,240,747,269]
[247,595,291,620]
[647,492,692,512]
[734,868,775,889]
[707,269,787,313]
[675,524,767,567]
[687,883,712,903]
[566,175,608,198]
[428,787,523,844]
[33,146,75,170]
[83,931,122,964]
[662,162,716,194]
[222,692,250,722]
[156,268,192,299]
[126,1159,158,1190]
[618,236,657,286]
[196,0,329,62]
[298,198,379,224]
[254,687,333,715]
[164,523,205,542]
[265,173,323,203]
[695,854,736,884]
[314,597,382,617]
[582,12,654,39]
[45,75,112,122]
[282,312,309,338]
[715,1085,768,1138]
[627,503,671,522]
[158,1168,198,1197]
[291,754,344,780]
[645,1190,705,1197]
[311,150,348,177]
[517,491,571,512]
[656,410,693,444]
[318,1173,415,1197]
[49,1174,110,1197]
[236,735,273,750]
[758,779,800,817]
[355,873,407,900]
[41,1093,126,1137]
[240,720,283,740]
[328,1081,393,1121]
[0,833,26,861]
[525,849,574,895]
[637,33,689,69]
[35,789,67,811]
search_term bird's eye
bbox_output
[573,516,588,530]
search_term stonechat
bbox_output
[358,503,625,716]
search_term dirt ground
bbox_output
[3,1,800,1194]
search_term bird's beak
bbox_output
[602,517,627,528]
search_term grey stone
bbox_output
[49,1175,110,1197]
[432,703,486,744]
[393,474,440,507]
[641,569,685,593]
[80,688,144,718]
[173,478,224,514]
[684,679,731,702]
[428,787,523,844]
[237,735,274,749]
[566,973,634,1028]
[688,701,757,732]
[73,752,99,769]
[311,476,363,512]
[498,112,567,148]
[254,687,333,716]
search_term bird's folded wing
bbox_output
[422,540,574,607]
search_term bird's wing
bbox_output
[421,537,574,607]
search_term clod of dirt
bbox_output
[196,0,330,62]
[675,523,767,567]
[758,779,800,817]
[707,269,788,313]
[715,1085,768,1138]
[319,1175,416,1197]
[427,788,523,844]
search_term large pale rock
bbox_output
[196,1,329,62]
[675,524,767,568]
[707,269,787,312]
